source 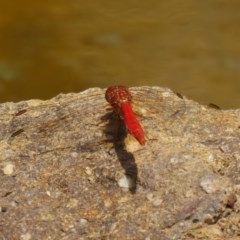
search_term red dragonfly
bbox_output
[105,86,145,145]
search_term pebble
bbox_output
[152,198,163,207]
[118,175,133,189]
[200,176,218,194]
[104,198,112,208]
[20,233,31,240]
[2,162,15,175]
[78,218,88,227]
[146,193,154,201]
[85,167,92,175]
[71,152,78,158]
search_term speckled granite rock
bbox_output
[0,87,239,239]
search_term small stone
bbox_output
[78,218,88,227]
[227,193,237,209]
[104,198,112,208]
[170,157,179,164]
[2,162,15,175]
[67,198,79,208]
[71,152,78,158]
[20,232,31,240]
[200,176,219,194]
[85,167,92,175]
[152,198,163,207]
[146,193,154,201]
[185,190,194,198]
[118,175,133,189]
[46,191,51,196]
[208,153,214,161]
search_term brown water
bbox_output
[0,1,239,109]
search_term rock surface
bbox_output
[0,86,239,239]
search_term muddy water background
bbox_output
[0,1,239,108]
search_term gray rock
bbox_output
[0,86,239,239]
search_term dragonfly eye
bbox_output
[105,85,132,109]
